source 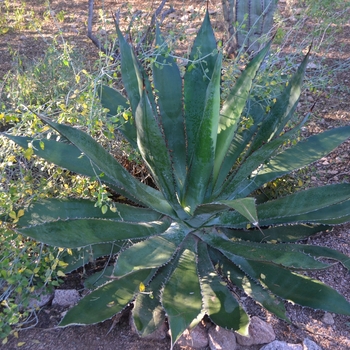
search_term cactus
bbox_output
[222,0,278,56]
[2,11,350,349]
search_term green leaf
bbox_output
[218,115,308,200]
[84,265,115,289]
[213,41,271,183]
[184,10,217,165]
[248,49,310,154]
[135,88,187,219]
[98,85,137,147]
[132,264,172,336]
[63,243,122,273]
[36,116,176,217]
[183,53,223,212]
[113,223,188,277]
[115,23,142,114]
[18,217,171,248]
[236,259,350,315]
[17,198,161,227]
[153,27,186,192]
[192,198,258,227]
[257,184,350,225]
[162,234,202,346]
[222,224,332,243]
[197,231,329,269]
[60,269,155,326]
[236,125,350,197]
[209,248,289,321]
[3,135,143,204]
[212,184,350,228]
[218,198,258,225]
[197,241,249,335]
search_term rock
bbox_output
[185,28,197,35]
[177,323,209,349]
[52,289,80,307]
[235,316,275,346]
[208,326,237,350]
[28,289,53,309]
[260,340,303,350]
[303,338,322,350]
[321,312,334,325]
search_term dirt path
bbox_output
[1,1,350,349]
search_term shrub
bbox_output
[2,11,350,348]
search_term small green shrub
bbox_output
[2,11,350,349]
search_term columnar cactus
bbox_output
[222,0,278,56]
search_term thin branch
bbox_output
[87,0,118,59]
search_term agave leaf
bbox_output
[235,125,350,197]
[64,243,122,273]
[209,248,289,322]
[257,184,350,224]
[270,198,350,226]
[135,88,187,219]
[213,98,267,192]
[197,231,329,269]
[184,10,217,165]
[35,116,176,217]
[113,223,189,277]
[213,41,271,183]
[192,198,258,226]
[183,53,223,212]
[218,198,258,225]
[98,85,137,147]
[115,23,142,114]
[132,264,172,336]
[235,258,350,315]
[18,217,171,248]
[219,114,308,200]
[60,269,155,326]
[293,245,350,270]
[162,234,202,346]
[115,21,157,114]
[222,224,332,243]
[248,48,310,154]
[212,184,350,228]
[153,27,186,191]
[3,135,145,204]
[84,265,115,289]
[17,198,161,227]
[197,241,250,335]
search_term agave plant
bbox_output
[3,11,350,348]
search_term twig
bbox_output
[136,0,174,51]
[87,0,119,59]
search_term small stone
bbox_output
[28,289,53,309]
[235,316,275,346]
[260,340,303,350]
[208,326,237,350]
[52,289,80,307]
[307,62,319,70]
[177,323,209,349]
[180,14,189,22]
[322,312,334,325]
[307,95,314,102]
[185,28,197,35]
[303,338,322,350]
